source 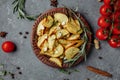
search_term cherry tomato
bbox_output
[108,35,120,48]
[112,11,120,22]
[100,4,113,16]
[96,28,109,40]
[114,0,120,11]
[98,16,112,28]
[2,41,16,53]
[111,23,120,34]
[104,0,116,5]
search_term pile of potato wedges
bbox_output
[36,13,84,67]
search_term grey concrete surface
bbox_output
[0,0,120,80]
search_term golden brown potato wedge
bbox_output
[48,35,56,50]
[56,29,69,39]
[67,34,80,40]
[49,57,62,67]
[74,19,83,34]
[64,41,76,49]
[37,22,45,36]
[64,17,83,34]
[58,39,69,45]
[65,47,80,60]
[40,50,54,57]
[54,13,68,24]
[37,34,48,48]
[48,22,61,36]
[73,40,84,48]
[40,40,48,53]
[41,16,54,28]
[52,44,64,57]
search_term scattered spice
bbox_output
[25,31,29,35]
[10,73,15,79]
[50,0,58,7]
[94,39,100,49]
[87,66,112,78]
[19,31,29,39]
[18,72,22,75]
[0,32,8,38]
[63,79,69,80]
[86,78,90,80]
[98,56,103,59]
[19,32,23,35]
[16,67,20,70]
[23,36,27,39]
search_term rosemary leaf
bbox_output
[0,64,4,69]
[26,15,37,20]
[58,69,71,75]
[0,78,4,80]
[12,0,18,4]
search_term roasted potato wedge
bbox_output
[64,41,76,49]
[65,47,80,60]
[40,40,48,53]
[48,22,61,36]
[67,34,80,40]
[48,35,56,50]
[49,57,62,67]
[58,39,69,45]
[56,29,69,39]
[65,40,84,49]
[42,16,54,28]
[52,44,64,57]
[64,17,83,34]
[73,40,84,48]
[37,34,48,48]
[40,50,54,57]
[54,13,68,24]
[37,22,45,36]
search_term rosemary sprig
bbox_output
[63,7,89,67]
[58,69,71,75]
[12,0,39,20]
[58,68,80,75]
[0,78,4,80]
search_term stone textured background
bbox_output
[0,0,120,80]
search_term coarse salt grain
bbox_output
[61,22,66,25]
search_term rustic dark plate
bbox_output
[31,7,92,68]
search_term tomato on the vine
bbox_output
[111,23,120,34]
[114,0,120,11]
[96,28,109,40]
[104,0,116,5]
[108,35,120,48]
[112,11,120,22]
[100,4,113,16]
[2,41,16,53]
[98,16,112,28]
